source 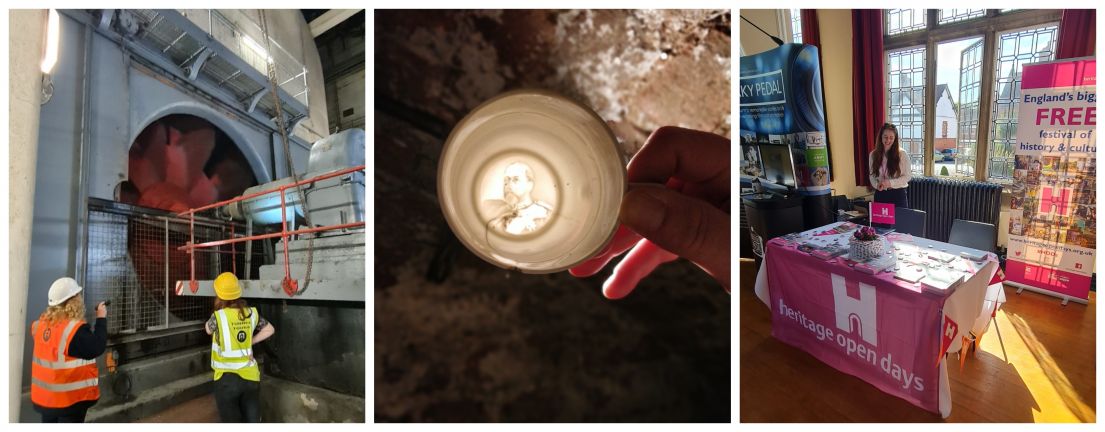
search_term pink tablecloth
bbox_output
[753,223,1000,417]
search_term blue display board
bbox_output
[740,44,830,196]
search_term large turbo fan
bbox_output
[121,114,258,329]
[126,114,256,212]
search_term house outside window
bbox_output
[883,9,1060,182]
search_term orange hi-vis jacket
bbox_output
[30,319,100,408]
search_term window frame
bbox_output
[782,9,802,44]
[884,45,929,176]
[987,22,1061,182]
[937,9,987,25]
[885,9,928,36]
[883,9,1061,182]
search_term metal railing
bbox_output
[181,9,310,108]
[114,9,310,125]
[85,198,266,335]
[177,165,366,297]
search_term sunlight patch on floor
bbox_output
[976,309,1095,423]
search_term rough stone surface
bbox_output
[375,10,731,422]
[375,9,731,154]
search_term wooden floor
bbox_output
[740,259,1097,422]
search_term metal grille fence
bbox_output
[85,199,267,335]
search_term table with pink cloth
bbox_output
[753,222,1005,418]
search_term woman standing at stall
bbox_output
[869,123,912,209]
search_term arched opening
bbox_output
[121,114,257,210]
[113,114,260,331]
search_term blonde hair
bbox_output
[39,294,86,324]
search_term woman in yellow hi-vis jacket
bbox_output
[205,272,275,422]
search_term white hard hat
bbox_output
[48,277,83,306]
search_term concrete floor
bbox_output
[135,394,218,423]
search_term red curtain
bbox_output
[801,10,834,174]
[851,10,885,188]
[1057,9,1096,59]
[801,9,820,48]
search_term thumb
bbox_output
[618,186,730,288]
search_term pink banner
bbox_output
[765,239,947,413]
[1007,58,1096,301]
[1021,60,1096,89]
[1005,260,1091,299]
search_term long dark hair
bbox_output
[214,298,252,321]
[871,123,902,178]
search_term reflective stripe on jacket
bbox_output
[211,307,260,382]
[30,319,100,408]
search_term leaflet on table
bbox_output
[926,250,957,263]
[784,221,859,253]
[885,232,914,243]
[855,254,896,274]
[813,222,858,236]
[894,264,926,283]
[810,245,848,260]
[920,266,968,291]
[959,250,988,262]
[890,243,975,289]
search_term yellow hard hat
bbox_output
[214,273,241,300]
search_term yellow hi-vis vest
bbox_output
[211,307,260,382]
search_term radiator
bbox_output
[907,177,1003,242]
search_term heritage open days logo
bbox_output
[776,274,925,392]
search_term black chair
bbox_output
[948,219,997,252]
[830,195,852,221]
[832,195,851,212]
[895,208,926,238]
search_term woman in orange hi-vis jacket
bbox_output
[30,277,108,423]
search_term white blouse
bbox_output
[868,148,912,190]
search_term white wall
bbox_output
[739,10,785,56]
[330,68,366,131]
[935,90,958,139]
[8,9,46,421]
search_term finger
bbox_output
[628,126,731,193]
[603,239,679,299]
[619,186,731,288]
[569,225,641,277]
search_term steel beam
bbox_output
[183,46,213,81]
[176,279,365,302]
[247,87,268,113]
[153,10,309,117]
[308,9,361,38]
[57,9,313,153]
